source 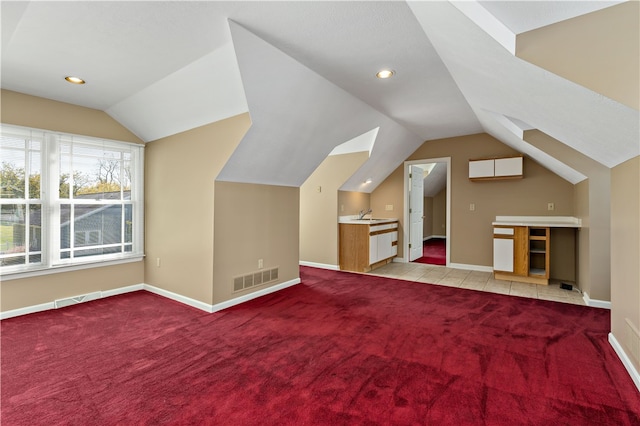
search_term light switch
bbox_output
[316,186,322,193]
[385,204,393,211]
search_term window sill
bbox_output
[0,255,145,281]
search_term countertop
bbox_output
[492,216,581,228]
[339,216,398,225]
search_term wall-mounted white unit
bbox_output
[469,156,523,181]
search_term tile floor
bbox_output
[368,261,586,306]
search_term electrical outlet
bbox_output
[385,204,393,211]
[258,259,263,269]
[469,203,475,211]
[548,202,555,211]
[156,258,161,267]
[341,204,344,212]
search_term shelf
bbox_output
[529,268,546,276]
[530,249,546,254]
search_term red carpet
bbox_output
[414,238,446,265]
[2,266,639,425]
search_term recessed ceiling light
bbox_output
[65,76,85,85]
[376,69,394,79]
[364,178,373,184]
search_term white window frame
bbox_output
[0,124,144,279]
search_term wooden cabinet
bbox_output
[340,221,398,272]
[469,156,523,181]
[493,225,549,285]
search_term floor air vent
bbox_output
[54,291,102,309]
[233,267,279,292]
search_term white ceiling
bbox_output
[1,1,636,192]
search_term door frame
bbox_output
[403,157,451,265]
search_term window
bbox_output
[0,124,144,276]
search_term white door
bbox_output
[409,165,424,261]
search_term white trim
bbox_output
[299,261,339,270]
[449,263,494,273]
[143,284,214,313]
[1,278,302,319]
[0,256,144,281]
[101,284,144,298]
[1,302,55,320]
[404,157,451,266]
[210,278,301,312]
[609,333,640,392]
[583,292,612,309]
[423,235,446,241]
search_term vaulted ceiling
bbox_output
[2,1,637,193]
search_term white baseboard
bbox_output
[424,235,446,241]
[101,284,145,298]
[1,301,56,320]
[209,278,301,313]
[143,284,215,313]
[449,262,494,273]
[609,332,640,392]
[299,261,339,270]
[1,278,302,319]
[583,292,612,309]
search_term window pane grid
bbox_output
[1,124,143,275]
[1,129,43,268]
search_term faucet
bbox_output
[358,208,372,220]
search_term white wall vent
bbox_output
[233,267,279,292]
[54,291,102,309]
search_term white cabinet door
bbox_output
[369,235,378,264]
[378,232,393,261]
[469,159,494,178]
[494,157,522,177]
[493,238,514,272]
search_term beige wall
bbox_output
[145,114,250,305]
[516,1,639,110]
[524,129,610,299]
[213,182,299,305]
[0,90,143,143]
[370,166,405,252]
[610,156,640,373]
[423,190,447,239]
[0,90,145,311]
[423,197,433,237]
[338,191,371,216]
[300,152,369,266]
[432,189,447,238]
[373,133,575,269]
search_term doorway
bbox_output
[404,158,451,266]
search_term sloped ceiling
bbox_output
[1,1,638,192]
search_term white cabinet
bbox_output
[493,225,550,285]
[369,235,378,264]
[495,157,522,177]
[469,156,523,180]
[340,220,398,272]
[369,230,397,265]
[493,238,514,272]
[469,159,494,179]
